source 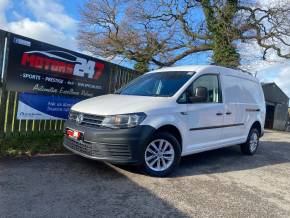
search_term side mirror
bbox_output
[188,86,208,103]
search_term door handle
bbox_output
[180,112,188,115]
[226,112,232,115]
[216,112,223,116]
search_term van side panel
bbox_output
[221,74,265,144]
[221,75,247,143]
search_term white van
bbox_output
[63,65,266,176]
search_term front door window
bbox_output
[188,74,222,103]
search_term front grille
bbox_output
[64,137,101,157]
[64,137,132,160]
[69,111,105,127]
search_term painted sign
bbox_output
[17,92,82,120]
[6,33,109,98]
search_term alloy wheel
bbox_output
[249,132,259,152]
[144,139,175,172]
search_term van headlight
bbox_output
[101,113,146,129]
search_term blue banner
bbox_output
[17,93,83,120]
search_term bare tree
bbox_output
[79,0,290,72]
[237,1,290,59]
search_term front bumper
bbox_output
[63,120,155,164]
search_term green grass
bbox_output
[0,133,67,157]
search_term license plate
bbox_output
[66,128,83,140]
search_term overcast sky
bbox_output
[0,0,289,101]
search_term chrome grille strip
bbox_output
[69,111,105,127]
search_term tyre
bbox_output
[240,128,260,155]
[143,132,181,177]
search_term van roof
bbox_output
[150,65,257,82]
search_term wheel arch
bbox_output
[250,121,262,137]
[154,124,183,151]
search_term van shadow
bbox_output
[172,140,290,177]
[0,155,188,218]
[113,139,290,177]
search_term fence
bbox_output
[0,30,140,137]
[0,66,139,137]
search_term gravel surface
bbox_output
[1,130,290,218]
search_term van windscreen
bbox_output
[115,71,194,97]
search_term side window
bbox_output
[188,74,222,103]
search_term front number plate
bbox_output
[66,128,83,140]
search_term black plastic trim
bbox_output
[63,120,156,164]
[190,123,244,131]
[246,108,260,112]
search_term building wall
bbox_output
[273,103,289,130]
[287,108,290,132]
[263,83,289,104]
[262,83,289,131]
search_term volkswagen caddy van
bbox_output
[63,65,266,177]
